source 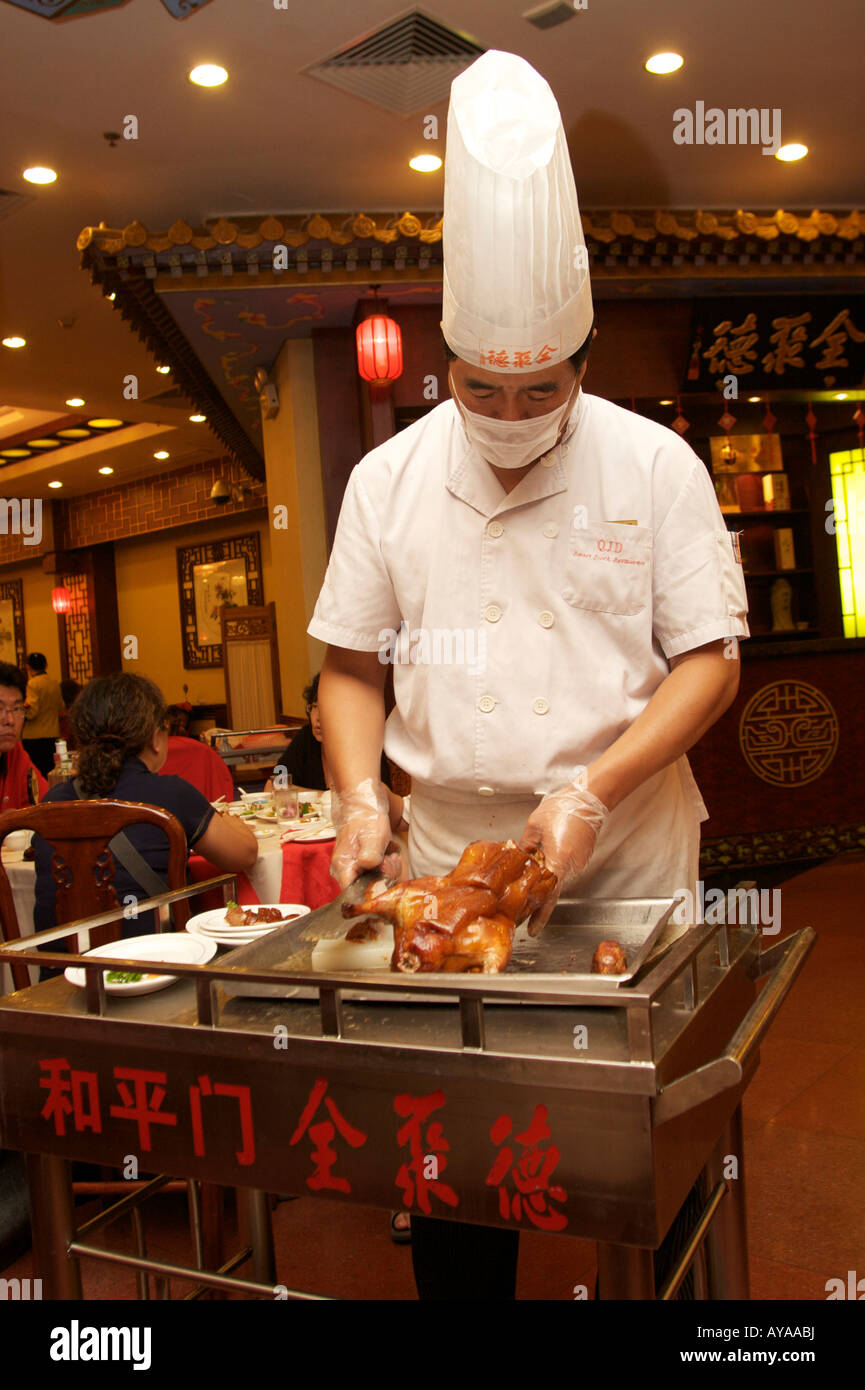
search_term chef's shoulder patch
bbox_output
[730,531,743,565]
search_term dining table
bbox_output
[187,827,340,911]
[0,832,341,996]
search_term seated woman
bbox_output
[34,672,258,937]
[266,673,406,831]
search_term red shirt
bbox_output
[0,741,48,813]
[159,735,234,803]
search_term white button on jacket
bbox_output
[310,391,749,892]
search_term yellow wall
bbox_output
[114,511,289,708]
[0,559,63,675]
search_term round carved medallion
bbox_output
[738,680,839,787]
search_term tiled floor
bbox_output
[2,855,863,1300]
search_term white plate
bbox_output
[282,826,336,843]
[192,921,277,939]
[65,933,217,996]
[186,903,310,948]
[189,928,262,946]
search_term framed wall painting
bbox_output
[177,533,263,668]
[0,579,25,669]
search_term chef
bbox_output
[309,50,749,1296]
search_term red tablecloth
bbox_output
[188,837,340,913]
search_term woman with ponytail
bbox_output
[33,672,258,936]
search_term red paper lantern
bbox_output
[356,314,403,385]
[51,586,72,615]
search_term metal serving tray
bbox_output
[218,895,683,1003]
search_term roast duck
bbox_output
[343,839,558,974]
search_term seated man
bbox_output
[0,661,48,812]
[267,672,405,829]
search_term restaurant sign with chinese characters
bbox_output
[685,297,865,392]
[0,1039,600,1235]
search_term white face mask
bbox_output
[451,372,579,470]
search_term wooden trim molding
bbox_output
[701,821,865,872]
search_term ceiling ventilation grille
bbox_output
[304,10,485,116]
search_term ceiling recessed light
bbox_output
[27,438,61,449]
[775,143,808,162]
[835,392,849,400]
[409,154,442,173]
[189,413,207,423]
[48,480,62,489]
[0,448,31,458]
[153,450,170,460]
[658,399,674,406]
[2,336,26,349]
[65,397,85,408]
[57,428,91,439]
[748,396,762,403]
[645,52,684,75]
[98,466,114,475]
[87,418,124,428]
[23,166,57,185]
[156,364,171,375]
[106,292,116,302]
[189,63,228,87]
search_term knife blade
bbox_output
[297,868,390,942]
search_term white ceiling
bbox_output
[0,0,862,500]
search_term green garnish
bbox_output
[226,899,238,910]
[106,970,143,984]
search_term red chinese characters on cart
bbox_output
[39,1057,102,1137]
[37,1059,569,1229]
[38,1059,255,1166]
[486,1103,568,1231]
[289,1077,367,1193]
[393,1089,458,1214]
[190,1073,255,1165]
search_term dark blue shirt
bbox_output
[34,756,215,937]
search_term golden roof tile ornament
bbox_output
[75,207,864,264]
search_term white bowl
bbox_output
[3,830,33,852]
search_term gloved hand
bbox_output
[519,782,610,935]
[330,777,404,889]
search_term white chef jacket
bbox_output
[309,391,749,896]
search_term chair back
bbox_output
[0,801,190,988]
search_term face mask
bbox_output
[451,373,579,470]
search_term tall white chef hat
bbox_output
[442,50,593,373]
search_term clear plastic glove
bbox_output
[330,777,404,889]
[519,783,610,936]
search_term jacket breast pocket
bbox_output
[561,523,653,617]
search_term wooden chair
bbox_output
[0,801,246,1296]
[0,800,191,982]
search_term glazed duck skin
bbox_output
[343,840,558,974]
